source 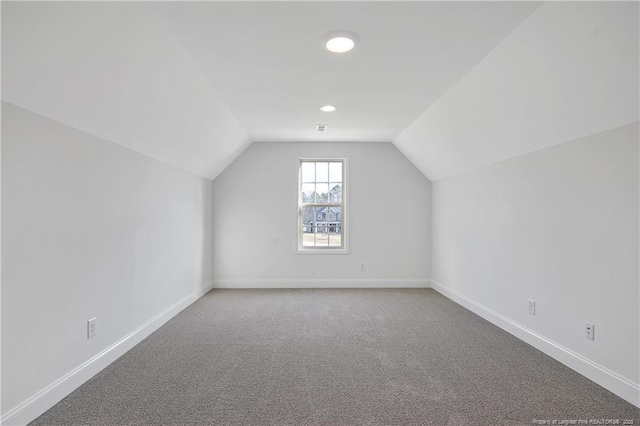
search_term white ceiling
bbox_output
[155,1,542,142]
[2,2,638,181]
[394,1,640,181]
[2,2,251,180]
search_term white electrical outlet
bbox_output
[87,318,96,339]
[585,322,595,341]
[528,299,535,315]
[360,262,366,272]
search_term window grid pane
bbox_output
[316,162,329,182]
[302,206,316,246]
[329,162,342,183]
[329,183,342,203]
[316,183,329,203]
[301,162,315,183]
[301,183,314,203]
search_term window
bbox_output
[298,159,346,252]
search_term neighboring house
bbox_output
[303,206,342,233]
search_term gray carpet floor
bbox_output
[32,289,639,425]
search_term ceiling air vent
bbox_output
[316,124,327,132]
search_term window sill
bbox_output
[296,248,349,255]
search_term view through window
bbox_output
[298,159,345,251]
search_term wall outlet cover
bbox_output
[585,322,595,340]
[87,318,96,339]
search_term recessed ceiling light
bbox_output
[323,31,359,53]
[320,105,337,112]
[326,37,354,53]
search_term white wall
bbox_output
[212,142,430,287]
[430,123,639,404]
[1,102,214,422]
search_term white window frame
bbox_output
[297,158,348,254]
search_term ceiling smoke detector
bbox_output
[316,124,327,132]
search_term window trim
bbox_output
[296,157,348,254]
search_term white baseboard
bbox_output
[0,281,215,426]
[212,278,431,289]
[430,279,640,408]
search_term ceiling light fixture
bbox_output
[323,31,359,53]
[320,105,337,112]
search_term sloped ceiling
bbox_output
[2,2,637,182]
[394,1,639,181]
[2,2,251,180]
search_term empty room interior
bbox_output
[1,1,639,425]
